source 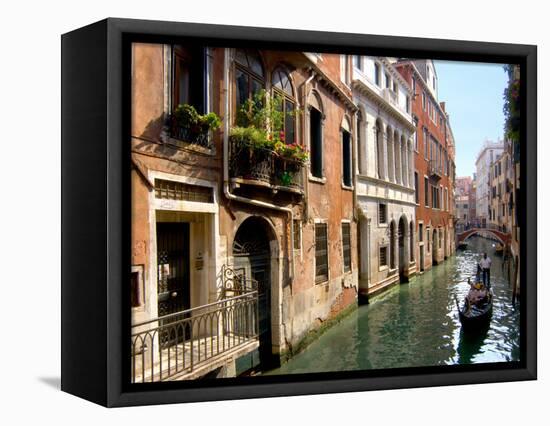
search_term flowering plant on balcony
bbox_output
[274,140,309,163]
[171,104,221,147]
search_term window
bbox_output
[414,172,419,204]
[376,121,384,179]
[379,203,387,224]
[130,271,141,308]
[235,49,265,123]
[340,55,351,86]
[315,223,329,283]
[379,246,388,267]
[342,130,352,187]
[342,223,351,272]
[374,63,381,86]
[419,223,424,242]
[422,91,426,111]
[310,106,323,178]
[424,177,429,207]
[272,66,296,144]
[172,46,207,114]
[293,219,301,250]
[412,77,416,95]
[423,128,428,160]
[354,55,363,70]
[393,80,398,94]
[155,179,214,203]
[385,73,391,89]
[413,118,419,151]
[427,229,431,252]
[406,95,411,113]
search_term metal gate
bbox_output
[232,218,273,369]
[156,222,190,348]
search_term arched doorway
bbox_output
[398,216,408,281]
[444,227,448,258]
[409,222,414,263]
[232,217,274,370]
[432,229,438,265]
[389,221,396,270]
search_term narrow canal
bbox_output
[266,236,520,375]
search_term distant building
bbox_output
[474,140,504,227]
[455,176,474,231]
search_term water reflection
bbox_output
[266,236,520,375]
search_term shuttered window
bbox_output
[378,203,387,224]
[315,223,329,283]
[342,223,351,272]
[379,246,388,267]
[293,219,301,250]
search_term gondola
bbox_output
[457,241,468,250]
[455,272,493,330]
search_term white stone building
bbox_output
[351,56,417,300]
[474,140,504,227]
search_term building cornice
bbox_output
[357,174,416,194]
[302,53,358,113]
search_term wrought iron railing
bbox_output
[169,116,213,149]
[229,142,304,191]
[428,160,442,179]
[131,290,258,383]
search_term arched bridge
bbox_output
[457,228,510,246]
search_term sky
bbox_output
[434,60,508,178]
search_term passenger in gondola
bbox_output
[466,278,489,308]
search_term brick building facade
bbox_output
[394,60,456,272]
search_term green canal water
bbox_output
[266,236,520,375]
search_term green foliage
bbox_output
[173,103,221,134]
[231,90,308,164]
[229,126,273,150]
[503,65,520,143]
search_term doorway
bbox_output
[156,222,191,346]
[232,217,274,370]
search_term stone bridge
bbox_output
[457,228,511,245]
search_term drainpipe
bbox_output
[297,69,316,222]
[222,49,295,283]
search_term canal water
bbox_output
[266,236,520,375]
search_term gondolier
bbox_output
[479,253,492,288]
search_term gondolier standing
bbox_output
[479,252,492,288]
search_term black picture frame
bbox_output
[61,17,537,407]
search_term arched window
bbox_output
[234,49,265,122]
[376,121,384,179]
[271,66,296,144]
[309,91,324,179]
[386,126,394,182]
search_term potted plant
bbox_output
[172,104,221,147]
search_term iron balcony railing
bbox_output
[229,142,304,192]
[428,160,442,179]
[131,290,258,383]
[169,116,213,150]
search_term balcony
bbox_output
[169,120,213,150]
[131,268,259,382]
[229,142,305,194]
[428,160,442,180]
[382,87,398,106]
